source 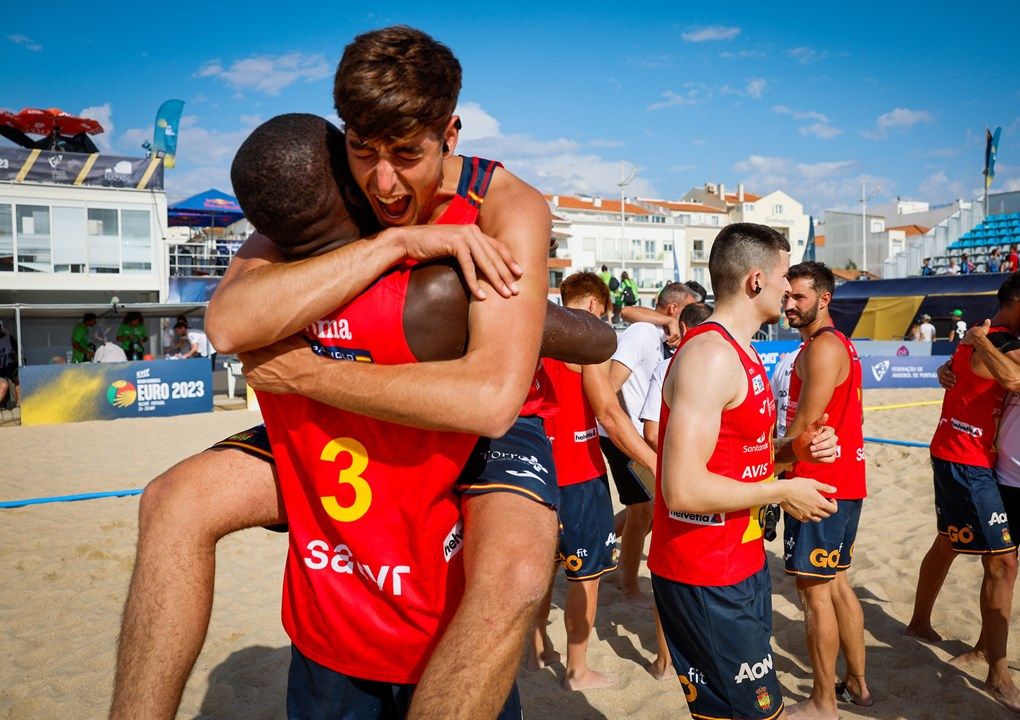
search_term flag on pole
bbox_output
[803,216,816,261]
[672,235,681,282]
[985,126,1002,191]
[153,100,185,169]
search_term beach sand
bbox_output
[2,389,1018,719]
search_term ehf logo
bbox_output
[107,380,137,408]
[871,361,890,383]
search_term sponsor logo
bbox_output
[107,380,137,408]
[48,154,63,169]
[1003,528,1013,545]
[809,548,841,568]
[856,447,866,462]
[227,430,255,442]
[574,428,597,442]
[678,672,702,702]
[947,525,974,545]
[486,451,549,475]
[669,510,725,526]
[752,375,766,395]
[302,540,410,596]
[743,432,769,453]
[896,345,910,357]
[443,521,464,562]
[734,653,773,684]
[310,342,374,363]
[307,318,353,340]
[951,418,983,438]
[759,397,776,416]
[605,532,619,547]
[756,686,774,712]
[563,554,583,572]
[506,469,547,485]
[871,360,890,382]
[990,512,1008,526]
[135,367,151,379]
[741,463,771,480]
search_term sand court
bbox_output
[2,389,1019,718]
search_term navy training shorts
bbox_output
[557,475,619,581]
[783,499,863,579]
[932,457,1015,554]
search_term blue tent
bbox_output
[168,188,244,228]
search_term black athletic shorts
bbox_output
[599,435,653,505]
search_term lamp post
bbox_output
[860,179,881,277]
[618,161,638,276]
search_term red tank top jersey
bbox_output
[930,325,1010,468]
[786,327,866,499]
[647,322,776,587]
[542,359,607,486]
[257,157,501,683]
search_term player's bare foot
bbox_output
[836,679,873,707]
[646,656,672,681]
[949,648,987,668]
[902,624,942,643]
[785,697,838,719]
[623,589,654,609]
[985,680,1020,714]
[563,667,619,691]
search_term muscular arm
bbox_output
[582,361,657,471]
[542,306,616,364]
[244,169,551,438]
[621,306,679,346]
[777,333,846,464]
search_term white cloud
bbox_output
[772,105,842,139]
[647,83,712,110]
[745,78,767,99]
[628,55,674,69]
[860,107,934,140]
[787,46,827,64]
[719,49,765,59]
[732,154,885,215]
[682,25,741,42]
[78,103,115,152]
[918,170,968,202]
[196,53,332,95]
[8,34,41,52]
[589,138,625,148]
[454,102,501,141]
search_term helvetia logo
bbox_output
[107,380,137,408]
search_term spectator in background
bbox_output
[597,264,613,288]
[0,321,19,408]
[961,253,975,274]
[906,320,922,341]
[172,321,215,368]
[919,314,936,342]
[921,257,934,276]
[596,265,616,320]
[117,312,148,361]
[94,331,129,363]
[71,313,97,363]
[684,280,707,303]
[1010,244,1019,272]
[949,309,967,342]
[988,248,1003,273]
[612,271,637,323]
[947,258,960,275]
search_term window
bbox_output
[88,208,119,273]
[122,210,152,272]
[651,215,665,224]
[664,242,673,252]
[710,215,719,226]
[16,205,51,272]
[744,203,754,212]
[773,204,784,214]
[678,214,689,225]
[0,204,12,271]
[644,240,656,255]
[52,206,87,273]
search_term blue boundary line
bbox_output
[864,436,930,449]
[1,489,143,509]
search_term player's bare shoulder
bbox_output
[667,330,745,407]
[479,165,551,229]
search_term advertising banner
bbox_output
[0,146,164,190]
[20,358,212,426]
[751,340,802,379]
[852,340,933,357]
[860,355,944,389]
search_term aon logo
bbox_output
[734,653,773,684]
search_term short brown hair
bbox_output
[560,272,611,310]
[787,261,835,296]
[333,26,461,141]
[709,222,790,300]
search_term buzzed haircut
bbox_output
[679,301,712,329]
[656,282,694,309]
[997,271,1020,308]
[560,271,611,310]
[334,26,461,141]
[787,261,835,296]
[684,280,707,302]
[232,114,374,251]
[709,222,791,300]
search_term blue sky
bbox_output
[4,2,1019,215]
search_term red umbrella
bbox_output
[0,107,105,136]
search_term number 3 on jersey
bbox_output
[319,437,372,522]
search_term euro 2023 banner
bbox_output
[20,358,213,426]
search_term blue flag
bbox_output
[803,216,816,261]
[153,100,185,168]
[985,126,1002,191]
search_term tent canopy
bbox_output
[168,189,244,228]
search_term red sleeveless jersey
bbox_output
[257,157,500,683]
[786,327,866,499]
[542,359,607,486]
[648,322,776,586]
[930,325,1010,468]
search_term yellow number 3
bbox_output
[319,437,372,522]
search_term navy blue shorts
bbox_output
[998,484,1020,545]
[932,457,1015,554]
[557,476,619,581]
[455,415,559,509]
[287,645,522,720]
[783,499,863,579]
[599,435,653,506]
[652,566,782,720]
[210,423,274,462]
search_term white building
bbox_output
[545,194,687,304]
[635,199,727,294]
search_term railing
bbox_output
[169,240,246,277]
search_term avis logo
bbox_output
[871,361,890,382]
